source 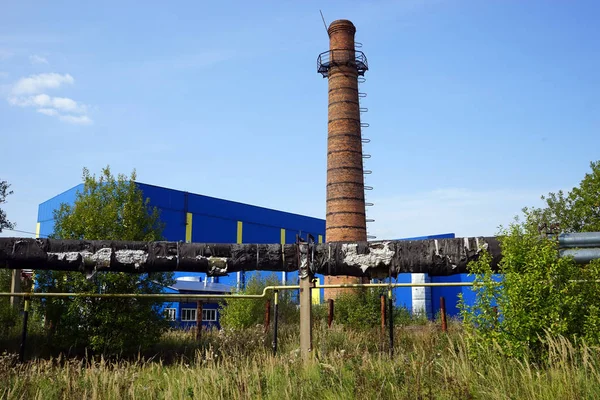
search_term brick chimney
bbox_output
[318,19,369,299]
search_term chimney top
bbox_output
[328,19,356,37]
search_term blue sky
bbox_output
[1,0,599,240]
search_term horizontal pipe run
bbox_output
[3,235,600,278]
[558,233,600,248]
[0,285,300,301]
[7,279,600,302]
[559,248,600,263]
[7,279,600,301]
[312,282,476,288]
[0,282,478,301]
[0,236,502,277]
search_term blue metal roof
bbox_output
[397,233,456,241]
[136,182,325,233]
[37,184,85,237]
[168,280,233,293]
[37,181,326,242]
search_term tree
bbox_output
[0,180,15,233]
[525,160,600,233]
[35,166,174,356]
[460,161,600,359]
[0,180,17,337]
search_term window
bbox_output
[181,308,217,322]
[165,308,176,321]
[181,308,197,322]
[203,309,217,322]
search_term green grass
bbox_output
[2,321,600,399]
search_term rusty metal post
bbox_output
[196,300,203,341]
[328,298,334,328]
[18,296,30,362]
[264,299,271,333]
[272,290,279,355]
[380,294,386,336]
[320,19,369,300]
[388,289,394,357]
[440,296,448,332]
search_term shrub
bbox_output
[219,274,298,329]
[334,288,382,330]
[460,220,600,359]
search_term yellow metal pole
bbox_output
[0,282,483,301]
[272,290,279,355]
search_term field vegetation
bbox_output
[2,321,600,399]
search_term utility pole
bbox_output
[10,269,21,309]
[298,236,314,360]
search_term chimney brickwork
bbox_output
[321,20,368,299]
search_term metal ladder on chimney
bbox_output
[356,41,375,240]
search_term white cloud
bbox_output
[36,108,58,116]
[29,54,48,65]
[7,72,93,125]
[368,187,549,240]
[50,96,80,112]
[9,94,87,114]
[58,114,92,125]
[11,72,73,95]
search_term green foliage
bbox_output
[458,251,502,352]
[330,288,421,330]
[0,270,36,340]
[0,301,18,339]
[461,161,600,359]
[462,222,600,359]
[219,274,298,329]
[331,287,415,330]
[0,179,15,232]
[50,167,164,241]
[311,302,328,323]
[334,288,386,330]
[34,166,173,356]
[0,270,19,338]
[0,269,12,294]
[526,160,600,233]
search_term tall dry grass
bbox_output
[2,321,600,399]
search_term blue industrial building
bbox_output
[160,275,233,329]
[37,182,326,327]
[37,182,479,323]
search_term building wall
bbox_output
[37,181,326,291]
[37,184,84,238]
[171,301,222,330]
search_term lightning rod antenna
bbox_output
[319,10,328,34]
